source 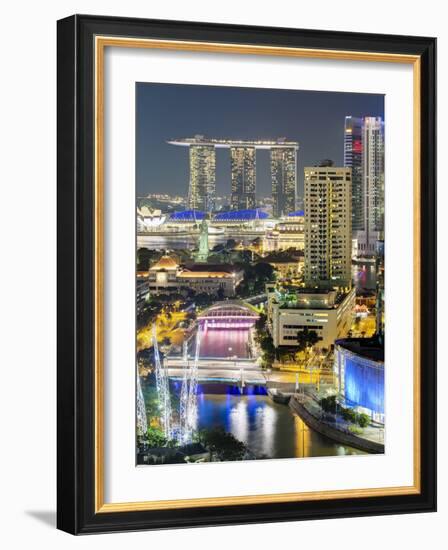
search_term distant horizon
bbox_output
[136,83,384,199]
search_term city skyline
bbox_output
[136,83,384,199]
[169,135,299,214]
[136,83,386,465]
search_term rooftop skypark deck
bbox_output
[167,136,299,149]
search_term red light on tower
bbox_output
[353,139,362,153]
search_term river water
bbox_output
[198,327,251,359]
[138,234,257,250]
[170,382,364,460]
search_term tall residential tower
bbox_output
[361,116,384,255]
[344,116,364,231]
[304,164,352,289]
[344,116,384,257]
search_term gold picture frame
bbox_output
[57,15,436,534]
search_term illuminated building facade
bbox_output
[304,165,352,289]
[168,136,298,214]
[264,213,305,252]
[145,256,244,297]
[344,116,384,257]
[136,205,166,231]
[375,239,385,335]
[230,146,256,210]
[334,337,384,423]
[188,144,216,212]
[271,147,298,217]
[359,116,384,256]
[344,116,364,231]
[136,272,150,314]
[267,285,355,348]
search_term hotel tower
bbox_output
[230,146,256,210]
[168,136,298,215]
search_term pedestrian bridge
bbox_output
[164,356,265,384]
[198,300,260,329]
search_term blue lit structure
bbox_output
[170,210,206,221]
[213,208,269,221]
[287,210,304,217]
[334,338,384,423]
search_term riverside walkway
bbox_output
[289,393,384,454]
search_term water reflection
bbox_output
[137,234,257,250]
[174,384,365,460]
[199,328,250,358]
[353,263,377,290]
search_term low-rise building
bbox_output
[264,213,305,252]
[267,284,355,349]
[267,259,303,279]
[145,255,243,297]
[137,205,166,231]
[136,271,150,313]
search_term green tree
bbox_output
[197,428,247,461]
[358,413,370,428]
[255,313,267,333]
[341,407,357,423]
[225,239,237,250]
[253,262,275,282]
[296,327,320,353]
[145,427,167,448]
[137,248,161,271]
[257,331,276,367]
[320,395,337,414]
[194,292,213,307]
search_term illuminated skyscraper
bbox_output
[188,143,216,212]
[271,146,298,217]
[375,239,385,337]
[230,147,256,210]
[344,116,364,231]
[361,116,384,254]
[168,137,298,215]
[344,116,384,257]
[304,164,352,289]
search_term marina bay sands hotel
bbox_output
[168,136,299,217]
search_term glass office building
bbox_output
[334,337,384,424]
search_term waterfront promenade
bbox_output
[289,393,384,454]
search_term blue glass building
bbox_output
[334,338,384,423]
[169,210,206,221]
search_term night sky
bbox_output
[136,83,384,200]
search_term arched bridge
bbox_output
[198,300,260,329]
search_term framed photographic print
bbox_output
[57,14,436,534]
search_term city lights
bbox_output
[136,84,385,465]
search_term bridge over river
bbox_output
[166,300,264,382]
[164,300,321,388]
[145,301,364,459]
